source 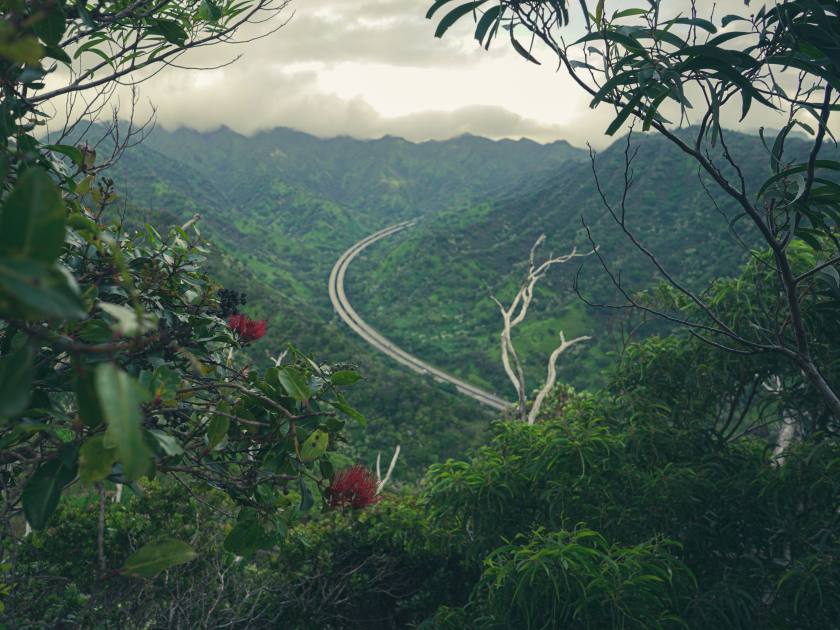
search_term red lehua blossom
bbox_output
[228,314,267,343]
[326,465,381,509]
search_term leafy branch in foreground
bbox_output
[1,0,373,578]
[429,0,840,426]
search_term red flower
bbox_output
[228,314,267,343]
[326,465,381,509]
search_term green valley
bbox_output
[98,125,588,474]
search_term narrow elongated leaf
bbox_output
[670,17,717,33]
[606,91,644,136]
[150,19,188,46]
[199,0,223,21]
[331,399,367,427]
[121,539,197,578]
[298,476,314,512]
[426,0,460,20]
[74,367,103,428]
[435,1,484,38]
[148,429,183,456]
[474,5,502,45]
[511,35,541,65]
[45,144,83,167]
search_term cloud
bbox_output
[46,0,828,149]
[138,66,584,144]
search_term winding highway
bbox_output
[328,222,512,412]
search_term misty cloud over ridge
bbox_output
[62,0,811,148]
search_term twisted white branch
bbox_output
[376,445,401,494]
[493,235,594,422]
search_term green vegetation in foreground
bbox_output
[7,273,840,627]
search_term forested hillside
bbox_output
[100,124,837,451]
[95,126,587,472]
[350,130,831,392]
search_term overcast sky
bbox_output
[89,0,806,148]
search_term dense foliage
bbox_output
[7,280,839,627]
[0,0,369,598]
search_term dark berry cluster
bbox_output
[158,318,194,360]
[218,288,247,318]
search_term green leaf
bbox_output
[319,458,334,480]
[670,17,717,33]
[223,509,274,558]
[99,302,156,336]
[148,429,183,456]
[95,364,152,482]
[435,1,484,38]
[45,144,83,167]
[0,168,65,263]
[0,259,86,320]
[330,370,361,386]
[474,5,502,45]
[426,0,461,20]
[0,37,44,65]
[510,34,541,65]
[0,343,33,417]
[298,476,314,512]
[206,413,229,451]
[74,367,103,428]
[150,19,188,46]
[331,399,367,427]
[721,14,748,28]
[606,90,644,136]
[76,319,112,344]
[43,43,71,64]
[32,7,67,46]
[300,429,329,462]
[74,1,95,28]
[198,0,223,22]
[121,539,197,578]
[612,8,647,19]
[276,366,310,402]
[78,434,117,484]
[22,456,77,530]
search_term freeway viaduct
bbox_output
[328,222,512,412]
